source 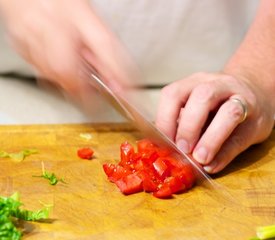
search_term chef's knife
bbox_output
[80,64,217,189]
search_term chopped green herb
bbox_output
[0,192,51,240]
[0,149,38,162]
[33,162,66,185]
[33,171,66,185]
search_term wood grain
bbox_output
[0,123,275,240]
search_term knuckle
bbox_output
[227,101,244,122]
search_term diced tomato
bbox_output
[141,150,159,166]
[102,139,196,199]
[103,163,115,176]
[162,156,185,169]
[138,170,159,192]
[132,152,142,162]
[143,179,159,192]
[155,147,171,157]
[137,139,171,156]
[133,159,144,172]
[103,164,129,183]
[115,173,143,195]
[153,185,173,199]
[172,165,195,189]
[77,147,94,160]
[164,176,185,194]
[120,142,135,166]
[153,158,169,179]
[137,139,156,153]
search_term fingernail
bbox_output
[203,165,212,173]
[203,161,218,173]
[177,139,190,153]
[193,146,208,164]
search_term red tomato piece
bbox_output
[115,173,143,195]
[103,163,115,177]
[137,139,171,158]
[138,170,159,192]
[103,164,130,183]
[153,158,169,179]
[155,147,171,158]
[120,142,135,166]
[153,185,173,199]
[137,139,156,153]
[164,176,185,194]
[77,147,94,160]
[162,156,185,169]
[141,150,159,166]
[132,152,142,162]
[172,165,195,189]
[133,159,144,172]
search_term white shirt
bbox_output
[0,0,259,85]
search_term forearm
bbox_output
[224,0,275,110]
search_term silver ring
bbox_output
[230,97,248,123]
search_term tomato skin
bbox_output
[103,164,130,183]
[77,147,94,159]
[164,176,185,194]
[120,142,135,166]
[172,164,195,189]
[141,150,159,165]
[162,156,185,169]
[138,170,159,192]
[155,148,171,158]
[153,186,173,199]
[153,158,169,179]
[133,159,144,172]
[137,139,156,153]
[103,163,115,177]
[115,173,143,195]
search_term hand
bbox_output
[156,72,275,173]
[0,0,137,100]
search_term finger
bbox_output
[202,127,251,174]
[175,80,230,153]
[155,80,194,140]
[192,95,249,165]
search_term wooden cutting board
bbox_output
[0,123,275,240]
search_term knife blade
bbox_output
[77,56,244,207]
[82,68,215,188]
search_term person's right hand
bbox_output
[0,0,137,100]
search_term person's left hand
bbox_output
[155,72,275,174]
